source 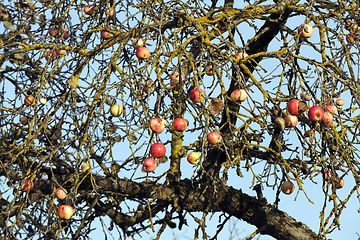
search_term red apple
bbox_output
[101,28,113,39]
[55,188,67,200]
[321,111,333,126]
[336,98,344,106]
[150,118,165,134]
[187,152,200,164]
[48,28,69,39]
[16,220,23,228]
[48,27,56,36]
[81,163,89,172]
[45,50,57,61]
[234,51,248,59]
[346,33,355,43]
[173,118,187,131]
[284,114,298,127]
[84,5,95,15]
[207,131,222,144]
[150,143,166,158]
[105,7,116,17]
[58,205,73,220]
[21,179,34,191]
[281,181,294,194]
[132,37,145,49]
[308,105,324,122]
[205,65,216,76]
[62,28,70,39]
[297,24,313,38]
[230,89,247,102]
[323,170,331,180]
[110,104,122,117]
[136,46,150,59]
[189,88,205,103]
[142,158,157,172]
[326,104,337,114]
[170,71,185,90]
[287,99,303,115]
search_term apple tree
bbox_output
[0,0,360,239]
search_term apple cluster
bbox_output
[285,96,343,129]
[344,20,359,43]
[322,170,344,189]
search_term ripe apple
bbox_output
[284,114,298,127]
[136,46,150,59]
[323,170,331,180]
[24,95,35,106]
[48,28,69,39]
[308,105,324,122]
[297,24,313,38]
[58,49,66,55]
[287,99,304,115]
[326,104,337,114]
[84,5,95,15]
[234,51,248,59]
[150,143,166,158]
[58,205,73,220]
[21,179,34,191]
[16,220,23,228]
[335,177,345,189]
[173,118,187,131]
[143,80,155,94]
[170,71,185,90]
[321,111,333,126]
[20,116,29,125]
[150,118,165,134]
[45,50,57,61]
[105,7,116,17]
[346,33,355,43]
[189,88,205,103]
[48,27,56,36]
[207,131,222,144]
[81,163,89,172]
[274,117,285,131]
[62,28,70,39]
[205,65,216,76]
[40,97,47,105]
[345,21,360,31]
[230,89,247,102]
[187,152,200,164]
[142,158,157,172]
[55,188,67,200]
[110,104,122,117]
[336,98,344,106]
[132,37,145,49]
[101,28,113,39]
[281,181,294,194]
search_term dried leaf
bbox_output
[3,21,15,31]
[298,101,308,112]
[128,132,137,142]
[304,129,313,138]
[210,98,224,114]
[158,156,168,164]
